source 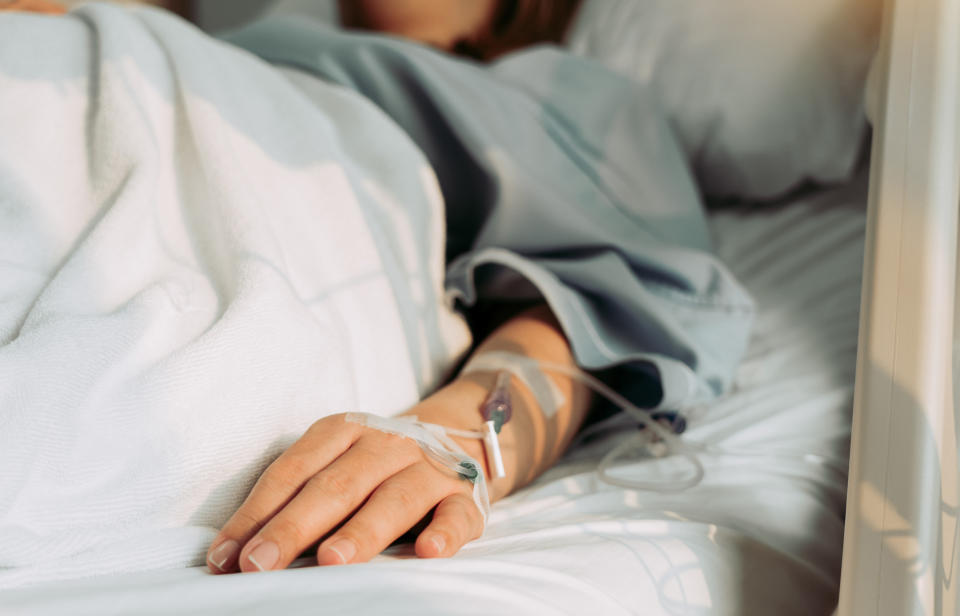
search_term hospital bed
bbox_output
[838,0,960,614]
[0,59,857,616]
[0,0,958,613]
[0,176,860,614]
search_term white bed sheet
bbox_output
[0,174,867,615]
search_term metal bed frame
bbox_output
[838,0,960,613]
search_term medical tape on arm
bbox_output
[343,413,491,527]
[460,350,565,418]
[459,352,708,493]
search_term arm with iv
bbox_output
[206,304,594,574]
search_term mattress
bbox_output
[0,174,867,615]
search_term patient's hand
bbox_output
[206,406,486,573]
[0,0,66,14]
[207,306,592,573]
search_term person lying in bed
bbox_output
[0,0,749,579]
[0,0,591,575]
[212,0,593,575]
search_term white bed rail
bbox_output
[838,0,960,613]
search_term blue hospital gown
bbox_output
[224,19,755,414]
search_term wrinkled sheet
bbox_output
[1,173,865,615]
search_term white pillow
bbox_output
[565,0,880,200]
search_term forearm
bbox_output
[402,305,592,501]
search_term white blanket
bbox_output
[0,5,470,587]
[0,172,865,616]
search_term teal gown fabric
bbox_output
[223,19,755,413]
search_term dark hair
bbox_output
[454,0,582,61]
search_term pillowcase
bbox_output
[564,0,880,200]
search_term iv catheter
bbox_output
[478,372,512,479]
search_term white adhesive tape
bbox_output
[344,413,491,527]
[461,351,566,417]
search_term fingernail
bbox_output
[208,539,239,572]
[322,538,357,565]
[247,540,280,572]
[430,535,445,556]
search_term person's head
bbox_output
[338,0,582,61]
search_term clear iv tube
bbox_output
[459,354,845,494]
[500,357,707,492]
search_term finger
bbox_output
[207,415,360,573]
[315,461,457,566]
[237,432,422,573]
[415,492,485,559]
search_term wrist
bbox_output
[401,375,532,501]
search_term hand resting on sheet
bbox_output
[207,306,593,573]
[1,0,590,575]
[1,0,728,579]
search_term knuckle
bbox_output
[268,516,308,546]
[449,493,484,538]
[382,484,420,512]
[356,433,421,466]
[306,414,349,439]
[362,429,409,449]
[335,527,376,556]
[307,470,355,506]
[257,466,301,495]
[467,511,485,539]
[230,508,266,535]
[306,416,333,435]
[397,436,425,462]
[275,453,312,481]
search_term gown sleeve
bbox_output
[223,20,755,411]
